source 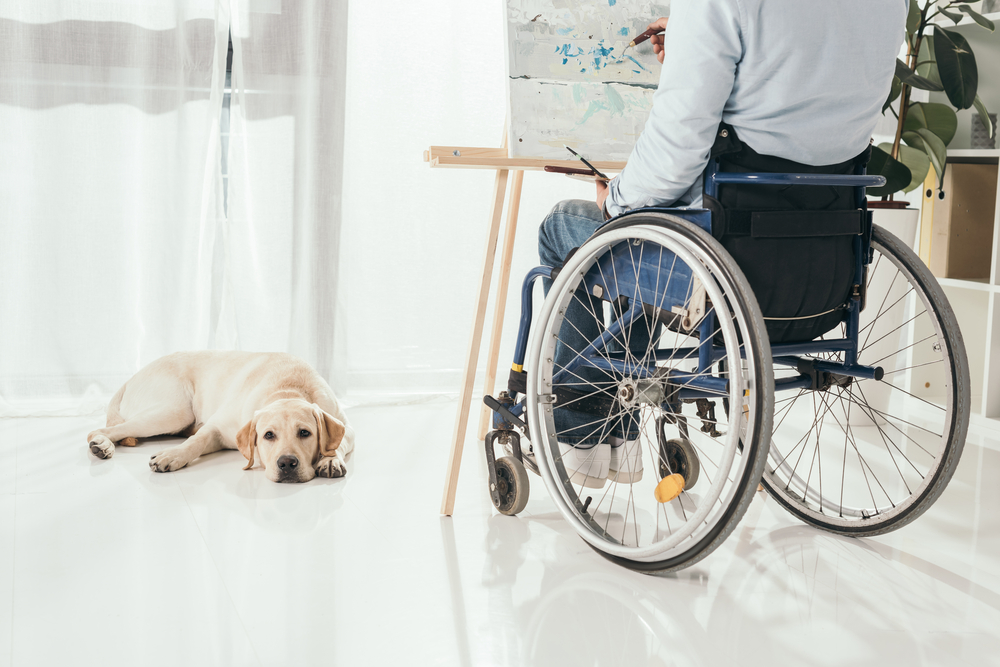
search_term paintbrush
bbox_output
[544,165,610,181]
[616,26,665,61]
[564,146,610,181]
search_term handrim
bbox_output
[526,215,772,566]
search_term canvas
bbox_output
[504,0,670,161]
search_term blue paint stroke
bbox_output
[609,0,617,5]
[592,41,614,57]
[619,27,628,35]
[555,37,636,73]
[557,27,573,35]
[624,54,647,71]
[604,84,626,115]
[579,100,609,124]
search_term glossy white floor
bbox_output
[0,398,998,667]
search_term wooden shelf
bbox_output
[937,277,1000,292]
[423,145,626,172]
[924,144,1000,419]
[948,148,1000,163]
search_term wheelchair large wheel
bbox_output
[525,213,774,573]
[763,224,970,536]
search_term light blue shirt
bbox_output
[605,0,908,215]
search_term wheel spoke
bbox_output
[858,305,923,356]
[852,383,934,467]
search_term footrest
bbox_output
[484,395,527,430]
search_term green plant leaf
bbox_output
[894,58,944,92]
[883,76,903,113]
[974,94,995,139]
[907,0,921,35]
[939,6,963,23]
[915,35,942,86]
[903,128,948,188]
[866,145,913,197]
[934,26,978,109]
[879,142,931,193]
[903,102,957,144]
[959,5,995,31]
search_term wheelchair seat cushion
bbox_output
[705,125,869,343]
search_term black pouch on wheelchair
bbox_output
[705,125,869,344]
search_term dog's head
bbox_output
[235,399,346,483]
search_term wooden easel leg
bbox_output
[440,166,510,516]
[476,170,525,440]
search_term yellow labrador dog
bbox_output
[86,351,354,483]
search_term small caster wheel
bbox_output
[492,455,530,516]
[659,438,700,490]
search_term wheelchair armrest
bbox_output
[708,173,886,188]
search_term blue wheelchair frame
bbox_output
[504,161,887,409]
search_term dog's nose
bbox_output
[277,455,299,471]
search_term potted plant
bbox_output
[853,1,995,426]
[868,0,995,208]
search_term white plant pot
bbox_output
[871,207,920,249]
[829,207,920,427]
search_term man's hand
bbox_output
[596,178,610,218]
[648,17,669,64]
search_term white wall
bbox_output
[339,0,597,397]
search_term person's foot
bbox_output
[558,442,610,488]
[608,436,643,483]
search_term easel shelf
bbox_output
[424,145,625,173]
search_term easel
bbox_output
[425,129,625,516]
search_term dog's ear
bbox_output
[235,417,257,470]
[313,404,346,457]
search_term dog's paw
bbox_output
[89,435,115,459]
[149,447,191,473]
[315,456,346,479]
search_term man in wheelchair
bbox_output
[538,0,907,487]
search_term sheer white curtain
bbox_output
[224,0,348,388]
[0,1,229,415]
[0,0,349,414]
[0,0,587,414]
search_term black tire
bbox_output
[493,456,530,516]
[657,435,701,490]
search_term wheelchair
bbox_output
[483,150,971,573]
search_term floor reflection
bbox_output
[2,405,996,666]
[453,467,1000,667]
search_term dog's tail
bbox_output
[106,382,137,447]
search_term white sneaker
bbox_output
[557,442,610,489]
[608,437,643,483]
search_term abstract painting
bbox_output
[504,0,670,161]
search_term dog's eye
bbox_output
[263,431,275,440]
[298,429,311,438]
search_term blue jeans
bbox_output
[538,200,652,445]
